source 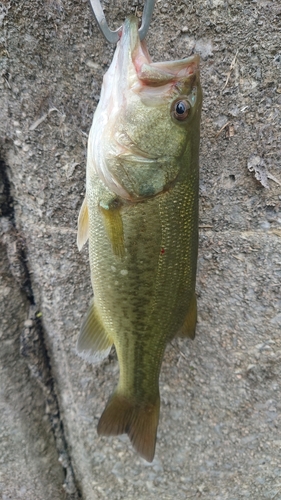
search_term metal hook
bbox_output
[88,0,156,43]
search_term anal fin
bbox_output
[77,299,113,364]
[177,292,197,340]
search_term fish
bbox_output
[77,15,202,462]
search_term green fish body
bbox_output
[77,16,202,462]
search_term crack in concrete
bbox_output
[0,156,83,499]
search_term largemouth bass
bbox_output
[77,15,202,462]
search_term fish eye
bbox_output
[171,99,191,121]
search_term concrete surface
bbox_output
[0,237,65,500]
[0,0,280,499]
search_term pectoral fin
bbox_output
[77,196,89,251]
[100,204,125,258]
[177,293,197,340]
[76,299,113,364]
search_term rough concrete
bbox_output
[0,236,65,499]
[0,0,280,499]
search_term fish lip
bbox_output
[146,53,200,72]
[135,55,200,87]
[120,16,200,87]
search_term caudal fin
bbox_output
[97,393,160,462]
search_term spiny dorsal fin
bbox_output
[97,393,160,462]
[177,292,197,340]
[76,299,113,364]
[77,196,89,251]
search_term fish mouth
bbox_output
[118,16,200,90]
[137,55,200,88]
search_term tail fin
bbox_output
[97,393,160,462]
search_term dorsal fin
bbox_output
[177,293,197,340]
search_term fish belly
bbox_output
[86,153,198,462]
[88,167,198,398]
